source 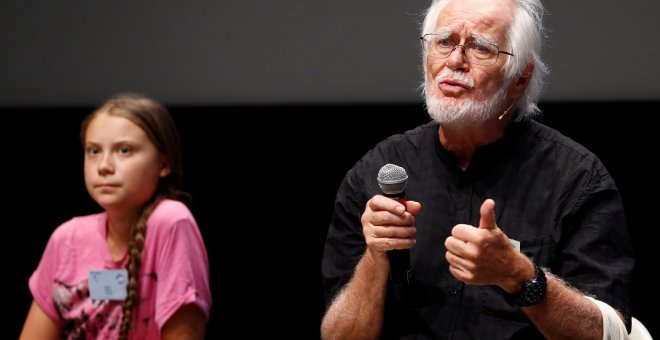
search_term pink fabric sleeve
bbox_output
[153,216,212,328]
[28,226,66,324]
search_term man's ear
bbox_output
[510,62,534,100]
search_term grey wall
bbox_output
[2,1,659,106]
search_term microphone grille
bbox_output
[377,163,408,195]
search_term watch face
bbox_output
[522,279,544,303]
[515,266,547,306]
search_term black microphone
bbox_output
[377,163,411,302]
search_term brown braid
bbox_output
[118,197,161,340]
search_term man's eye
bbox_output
[471,43,494,54]
[437,38,453,47]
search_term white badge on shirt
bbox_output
[88,269,128,301]
[509,238,521,252]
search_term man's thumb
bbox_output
[479,199,497,230]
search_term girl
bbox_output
[20,93,211,339]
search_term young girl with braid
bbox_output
[20,93,212,339]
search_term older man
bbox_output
[321,0,633,339]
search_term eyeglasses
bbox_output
[420,33,514,66]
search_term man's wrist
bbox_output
[503,257,536,294]
[513,265,547,307]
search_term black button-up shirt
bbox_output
[322,119,633,339]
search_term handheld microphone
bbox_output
[377,163,411,302]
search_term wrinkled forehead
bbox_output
[434,0,514,41]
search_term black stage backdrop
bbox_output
[5,102,655,338]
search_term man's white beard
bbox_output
[425,70,508,128]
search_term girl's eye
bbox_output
[87,146,99,155]
[119,145,131,154]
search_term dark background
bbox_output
[5,102,656,338]
[1,1,659,106]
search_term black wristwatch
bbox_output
[514,265,547,307]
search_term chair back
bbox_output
[630,317,653,340]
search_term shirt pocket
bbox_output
[519,236,556,267]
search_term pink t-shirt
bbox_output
[29,199,212,339]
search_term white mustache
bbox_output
[437,68,475,88]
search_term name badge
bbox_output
[88,269,128,301]
[509,238,521,252]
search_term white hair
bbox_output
[420,0,549,119]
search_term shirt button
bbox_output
[448,288,458,295]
